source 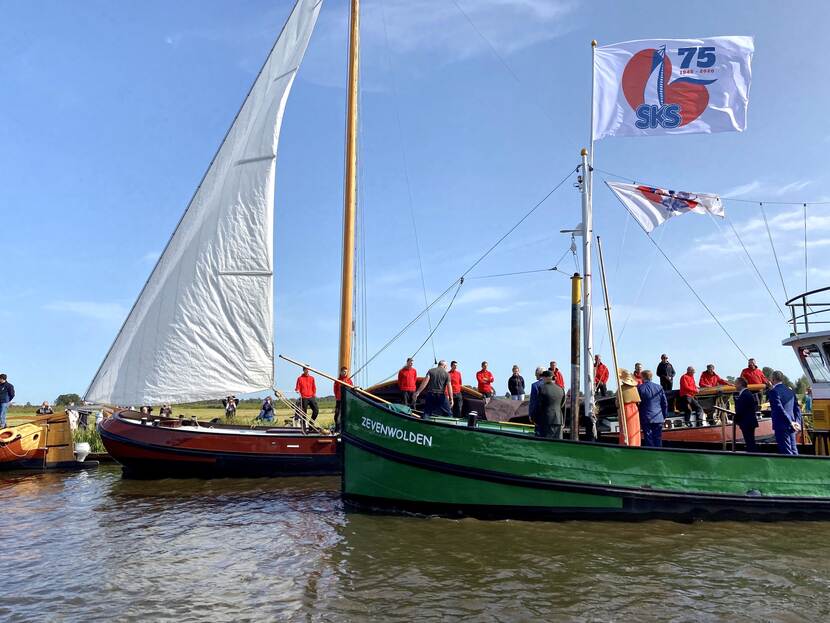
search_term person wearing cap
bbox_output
[618,368,641,446]
[679,366,703,426]
[531,370,565,439]
[594,355,609,397]
[656,354,676,411]
[699,364,727,388]
[508,365,526,401]
[476,361,495,403]
[448,361,463,418]
[548,361,565,389]
[397,358,418,407]
[637,370,667,447]
[733,377,759,452]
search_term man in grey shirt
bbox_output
[414,360,454,419]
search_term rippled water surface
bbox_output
[4,466,830,622]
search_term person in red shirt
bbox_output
[594,355,610,397]
[476,361,495,403]
[698,364,727,388]
[678,366,703,426]
[333,366,353,432]
[397,358,418,407]
[633,362,644,385]
[741,358,771,387]
[449,360,463,418]
[295,367,319,431]
[549,361,565,389]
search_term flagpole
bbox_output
[583,39,598,429]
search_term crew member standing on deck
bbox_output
[397,358,418,407]
[768,370,801,455]
[594,355,609,397]
[679,366,703,426]
[699,364,728,388]
[508,365,526,401]
[476,361,495,403]
[333,366,353,432]
[741,358,771,388]
[656,354,675,411]
[528,366,545,422]
[633,363,644,385]
[637,370,667,447]
[618,369,641,446]
[295,367,319,431]
[733,378,759,452]
[414,360,453,419]
[549,361,565,388]
[0,374,14,429]
[449,361,463,418]
[532,370,565,439]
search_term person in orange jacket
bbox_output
[548,361,565,388]
[699,364,727,388]
[678,366,703,426]
[741,358,771,387]
[594,355,610,397]
[333,366,353,432]
[397,358,418,407]
[448,361,463,418]
[476,361,495,403]
[295,367,319,431]
[633,362,644,385]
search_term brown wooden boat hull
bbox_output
[99,410,340,478]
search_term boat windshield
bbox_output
[798,344,830,383]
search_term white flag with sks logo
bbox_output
[593,36,754,140]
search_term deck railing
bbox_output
[786,287,830,334]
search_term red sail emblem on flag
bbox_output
[636,185,701,214]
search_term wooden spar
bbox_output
[596,236,628,445]
[337,0,360,373]
[714,404,738,451]
[570,273,582,440]
[279,354,395,407]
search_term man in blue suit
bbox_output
[768,370,801,456]
[637,370,667,447]
[733,378,759,452]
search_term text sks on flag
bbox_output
[605,180,724,233]
[593,36,754,140]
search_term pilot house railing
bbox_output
[786,286,830,335]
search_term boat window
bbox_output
[799,344,830,382]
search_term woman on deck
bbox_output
[619,369,641,447]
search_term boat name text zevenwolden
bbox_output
[360,417,433,447]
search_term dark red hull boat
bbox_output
[99,411,339,478]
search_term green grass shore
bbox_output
[6,403,336,455]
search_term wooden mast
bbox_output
[338,0,360,372]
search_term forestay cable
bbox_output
[760,202,789,302]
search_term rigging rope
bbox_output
[352,167,577,378]
[642,232,749,359]
[804,203,809,293]
[724,216,787,320]
[380,0,437,366]
[760,202,790,302]
[410,278,465,360]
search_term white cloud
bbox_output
[456,285,511,305]
[722,179,813,200]
[141,250,161,264]
[652,311,761,331]
[44,301,128,322]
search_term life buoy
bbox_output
[0,429,19,444]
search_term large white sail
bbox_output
[86,0,323,405]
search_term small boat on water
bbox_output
[88,0,350,478]
[0,413,98,472]
[99,411,337,477]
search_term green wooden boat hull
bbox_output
[341,390,830,520]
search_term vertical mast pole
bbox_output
[338,0,360,372]
[580,147,595,427]
[596,236,628,445]
[582,39,598,427]
[570,273,582,440]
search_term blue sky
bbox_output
[3,0,830,403]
